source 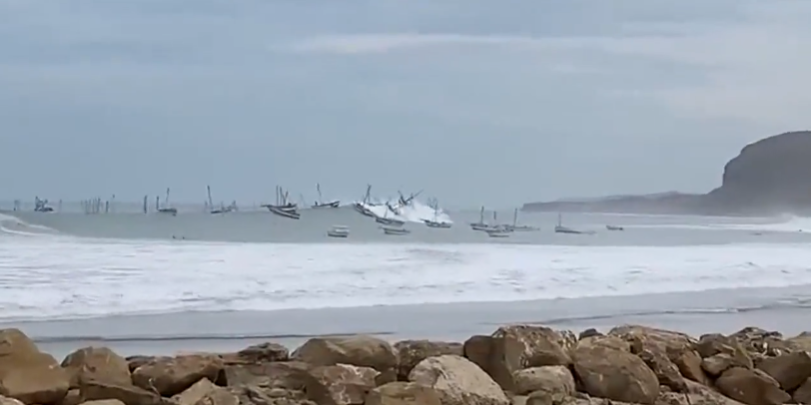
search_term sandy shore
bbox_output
[4,284,810,359]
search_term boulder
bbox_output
[0,328,70,405]
[79,400,127,405]
[409,354,509,405]
[171,378,237,405]
[131,355,224,397]
[304,364,378,405]
[792,377,811,404]
[608,325,697,391]
[61,347,131,388]
[233,343,289,364]
[728,327,790,357]
[292,336,397,374]
[576,335,630,352]
[78,380,167,405]
[702,353,744,376]
[755,351,811,391]
[571,343,659,404]
[363,382,441,405]
[487,326,573,392]
[714,367,790,405]
[392,340,462,381]
[222,361,310,389]
[0,395,24,405]
[463,335,494,373]
[512,366,574,397]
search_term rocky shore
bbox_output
[2,324,811,405]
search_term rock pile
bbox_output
[2,324,811,405]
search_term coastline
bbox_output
[8,284,811,359]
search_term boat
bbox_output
[606,224,624,231]
[470,206,495,231]
[486,229,511,238]
[398,189,423,206]
[382,226,410,236]
[504,208,538,231]
[33,197,54,212]
[554,213,588,234]
[157,188,178,216]
[206,185,234,214]
[312,183,340,208]
[423,198,452,228]
[264,186,300,219]
[353,184,377,217]
[327,225,350,238]
[375,203,405,226]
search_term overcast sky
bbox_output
[0,0,807,207]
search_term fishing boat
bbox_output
[503,208,538,231]
[470,206,495,231]
[33,197,54,212]
[312,183,340,208]
[157,188,178,216]
[555,213,588,234]
[206,185,233,215]
[606,224,624,231]
[424,198,452,228]
[353,184,377,217]
[327,225,350,238]
[375,203,405,226]
[486,229,511,238]
[382,226,410,236]
[264,186,300,219]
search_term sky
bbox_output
[0,0,808,208]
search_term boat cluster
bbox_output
[468,209,625,238]
[349,186,450,237]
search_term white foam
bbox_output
[357,199,452,224]
[1,237,810,321]
[0,213,61,239]
[631,214,811,233]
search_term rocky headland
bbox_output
[523,130,811,216]
[2,324,811,405]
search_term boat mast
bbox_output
[207,185,214,209]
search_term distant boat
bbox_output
[312,183,340,208]
[486,229,510,238]
[382,226,410,236]
[504,208,538,231]
[470,206,496,231]
[353,184,377,217]
[424,198,452,228]
[327,225,350,238]
[33,197,54,212]
[264,186,300,220]
[606,224,624,231]
[555,213,588,234]
[157,188,178,216]
[206,185,234,215]
[375,204,405,227]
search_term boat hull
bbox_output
[375,216,405,226]
[424,220,452,228]
[382,227,410,235]
[267,206,300,220]
[313,201,340,209]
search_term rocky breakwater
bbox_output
[3,325,811,405]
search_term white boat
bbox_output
[264,186,300,219]
[268,205,300,220]
[157,188,178,216]
[606,224,624,231]
[353,185,377,217]
[206,185,235,214]
[554,213,591,234]
[470,206,494,231]
[382,226,410,236]
[375,203,405,226]
[312,183,340,208]
[503,208,538,231]
[327,225,350,238]
[486,230,510,238]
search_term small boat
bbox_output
[554,213,592,234]
[382,226,410,236]
[503,208,538,231]
[327,225,350,238]
[268,205,300,220]
[33,197,54,212]
[424,198,452,228]
[157,188,178,216]
[470,206,494,231]
[312,183,340,208]
[486,229,510,238]
[353,185,377,217]
[264,186,301,219]
[375,203,405,226]
[206,185,235,214]
[606,225,624,231]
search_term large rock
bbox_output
[0,328,70,405]
[408,355,509,405]
[131,355,224,397]
[511,366,574,397]
[79,380,168,405]
[608,325,699,391]
[571,343,659,404]
[303,364,378,405]
[231,342,289,364]
[364,382,442,405]
[222,361,311,389]
[61,347,131,388]
[755,351,811,391]
[393,340,462,381]
[793,377,811,404]
[171,378,237,405]
[292,336,397,374]
[714,367,790,405]
[486,326,573,392]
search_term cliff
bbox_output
[523,130,811,215]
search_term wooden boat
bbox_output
[606,224,624,231]
[469,206,493,231]
[503,208,538,231]
[206,185,234,214]
[157,188,178,216]
[312,184,340,208]
[353,185,377,217]
[424,198,452,228]
[382,226,410,236]
[264,186,300,219]
[327,225,350,238]
[375,204,405,226]
[554,213,590,234]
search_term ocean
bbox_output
[2,199,811,359]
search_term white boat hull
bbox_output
[267,206,300,220]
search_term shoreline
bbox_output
[1,321,810,405]
[7,284,811,359]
